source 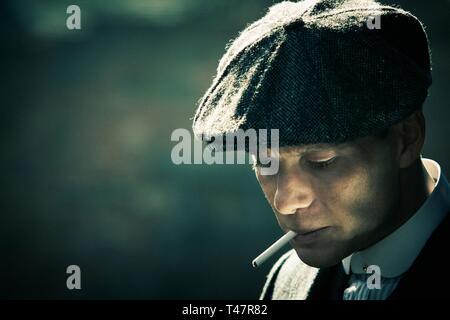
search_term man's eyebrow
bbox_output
[254,142,346,159]
[303,143,342,152]
[283,143,343,154]
[264,143,346,156]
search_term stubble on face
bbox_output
[254,134,402,268]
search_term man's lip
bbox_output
[291,226,329,235]
[288,226,331,244]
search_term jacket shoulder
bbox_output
[259,249,319,300]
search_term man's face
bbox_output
[253,134,403,268]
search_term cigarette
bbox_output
[252,230,297,268]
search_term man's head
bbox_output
[192,0,433,267]
[253,110,431,268]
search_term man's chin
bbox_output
[293,247,344,269]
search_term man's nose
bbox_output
[273,169,314,215]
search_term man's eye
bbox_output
[306,157,336,169]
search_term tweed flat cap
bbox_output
[192,0,432,148]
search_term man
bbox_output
[192,0,450,299]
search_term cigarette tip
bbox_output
[252,260,258,268]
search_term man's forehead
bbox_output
[251,142,344,158]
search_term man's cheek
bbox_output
[340,187,380,237]
[322,177,372,226]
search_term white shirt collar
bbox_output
[342,158,450,278]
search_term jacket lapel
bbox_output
[388,211,450,299]
[307,263,350,300]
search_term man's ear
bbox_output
[392,110,426,169]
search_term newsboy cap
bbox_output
[192,0,432,148]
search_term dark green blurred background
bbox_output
[0,0,449,299]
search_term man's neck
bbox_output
[373,158,436,244]
[398,158,435,225]
[362,158,435,252]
